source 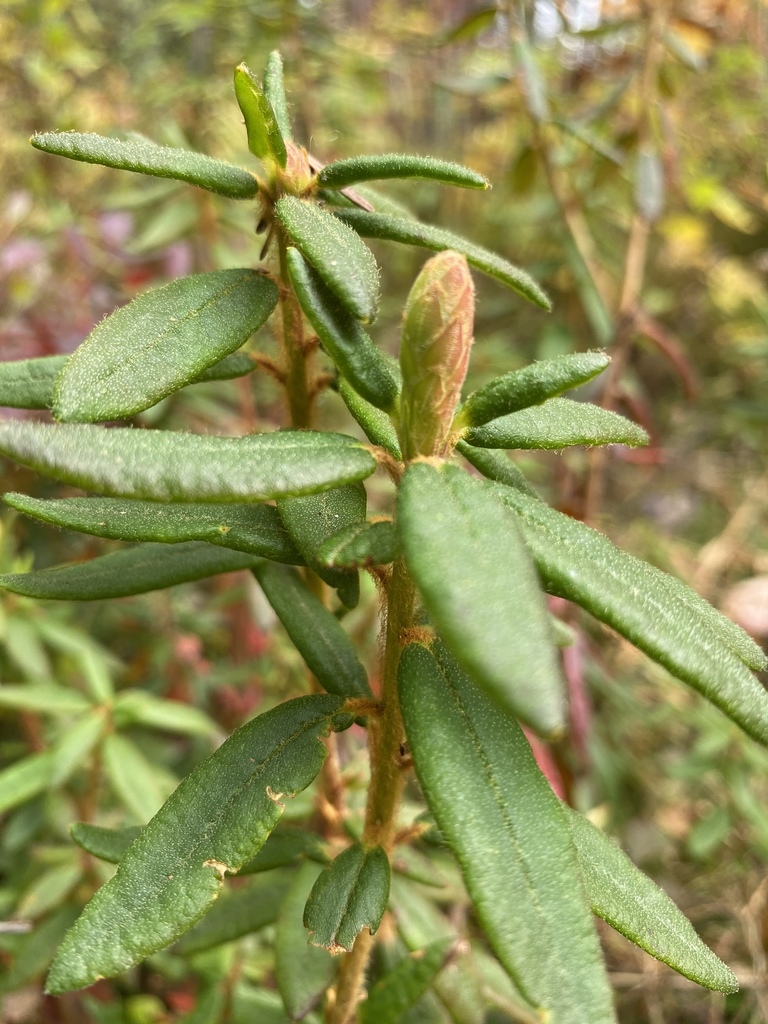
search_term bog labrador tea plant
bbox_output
[0,50,765,1023]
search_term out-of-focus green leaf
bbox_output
[398,462,564,737]
[509,144,539,194]
[34,620,116,701]
[338,378,403,459]
[496,483,768,743]
[17,858,82,919]
[464,398,648,450]
[102,733,171,824]
[399,643,615,1023]
[0,422,377,501]
[333,209,550,311]
[113,691,220,736]
[635,146,665,222]
[70,822,142,863]
[304,842,389,952]
[513,39,550,122]
[457,353,610,428]
[0,751,53,815]
[566,809,737,992]
[0,543,260,601]
[5,495,303,564]
[0,684,91,715]
[276,861,337,1020]
[50,707,106,784]
[175,871,294,955]
[440,7,497,44]
[234,62,287,167]
[361,939,454,1024]
[318,154,489,191]
[31,132,260,199]
[286,247,398,410]
[276,196,380,323]
[47,695,347,993]
[239,824,329,875]
[253,563,372,699]
[317,519,398,569]
[53,270,277,423]
[0,906,79,995]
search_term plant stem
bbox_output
[328,557,415,1024]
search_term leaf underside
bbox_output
[318,153,489,191]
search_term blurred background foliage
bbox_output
[2,1,768,1021]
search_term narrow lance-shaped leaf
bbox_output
[457,440,539,498]
[112,690,220,737]
[286,247,399,411]
[70,823,142,864]
[254,563,372,699]
[318,154,489,191]
[53,270,278,423]
[31,132,259,200]
[0,684,91,715]
[239,824,329,875]
[456,351,611,428]
[464,397,648,450]
[333,208,551,311]
[103,733,174,824]
[263,50,292,142]
[46,694,350,993]
[0,751,53,816]
[0,422,377,501]
[233,62,287,167]
[495,482,768,743]
[0,542,260,601]
[304,842,390,952]
[399,642,616,1024]
[50,707,106,785]
[278,481,367,608]
[316,519,399,570]
[565,809,737,993]
[398,462,565,738]
[276,196,380,323]
[337,378,403,460]
[5,494,303,564]
[360,939,455,1024]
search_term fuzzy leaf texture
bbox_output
[233,63,287,167]
[464,397,648,450]
[457,351,611,427]
[0,542,260,600]
[286,247,399,410]
[31,132,259,199]
[303,842,390,952]
[317,153,489,191]
[398,461,565,737]
[316,519,399,569]
[5,494,303,564]
[253,562,372,699]
[276,196,380,323]
[53,270,277,422]
[566,809,737,992]
[337,378,403,459]
[491,481,768,743]
[46,694,348,993]
[263,50,291,141]
[0,422,377,501]
[333,208,551,310]
[398,642,616,1023]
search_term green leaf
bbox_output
[53,270,278,423]
[31,132,260,199]
[0,684,92,715]
[398,643,616,1023]
[286,248,399,411]
[333,209,551,311]
[5,494,303,564]
[440,7,497,45]
[17,859,82,920]
[464,398,648,450]
[113,690,220,736]
[318,154,489,192]
[50,707,106,785]
[253,563,372,699]
[276,196,380,323]
[398,462,565,738]
[457,352,611,428]
[239,824,329,875]
[322,183,417,221]
[456,442,538,498]
[0,355,67,409]
[316,519,398,569]
[0,542,260,601]
[303,842,390,952]
[102,733,172,823]
[175,871,294,955]
[0,751,53,815]
[360,939,454,1024]
[194,351,255,382]
[495,483,768,743]
[34,619,116,702]
[0,906,79,996]
[276,862,337,1020]
[70,822,142,863]
[277,482,367,608]
[0,422,377,501]
[234,63,287,167]
[264,51,292,142]
[565,809,737,993]
[338,378,403,459]
[47,694,346,993]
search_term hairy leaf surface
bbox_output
[234,63,287,166]
[318,154,489,191]
[263,51,291,141]
[337,379,403,459]
[304,842,390,952]
[316,519,398,569]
